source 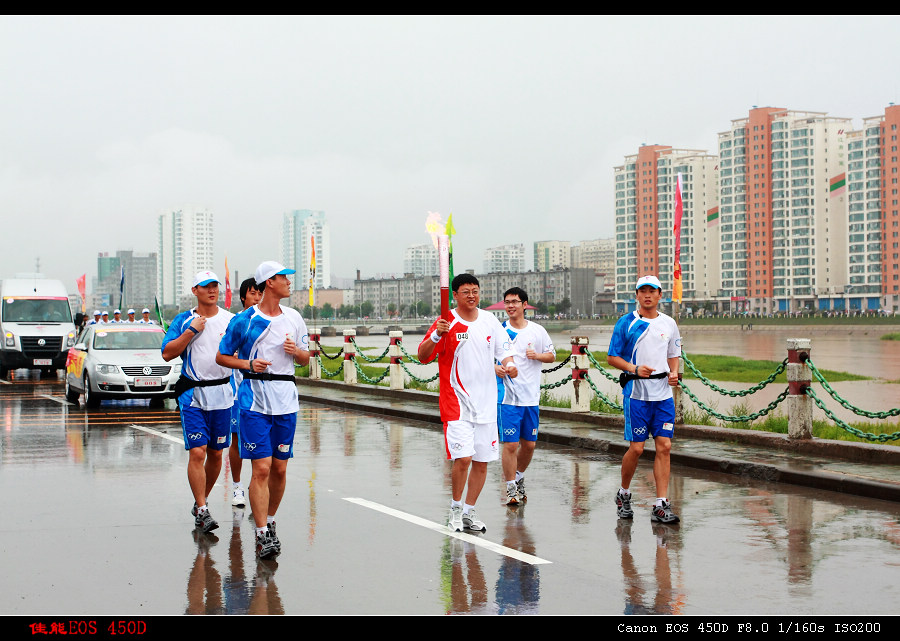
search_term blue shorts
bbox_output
[623,397,675,443]
[179,404,231,451]
[230,404,241,435]
[498,404,540,443]
[239,410,297,460]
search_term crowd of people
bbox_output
[87,308,156,325]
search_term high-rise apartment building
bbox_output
[718,108,852,314]
[92,250,158,311]
[158,207,215,306]
[403,244,439,277]
[282,210,331,292]
[534,240,570,271]
[483,243,525,273]
[613,146,719,310]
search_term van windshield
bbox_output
[2,298,72,323]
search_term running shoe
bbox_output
[505,482,519,506]
[267,521,282,553]
[256,530,279,560]
[463,509,486,532]
[448,505,464,532]
[232,487,246,507]
[615,490,634,519]
[650,500,680,524]
[191,501,198,518]
[196,509,219,534]
[516,478,527,503]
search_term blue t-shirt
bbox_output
[608,310,680,401]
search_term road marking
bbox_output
[129,423,183,445]
[39,394,72,405]
[343,497,552,565]
[0,379,10,385]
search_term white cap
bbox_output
[101,311,109,316]
[114,309,121,314]
[142,308,150,314]
[635,275,662,290]
[127,309,135,315]
[192,270,221,287]
[93,310,101,316]
[255,261,295,285]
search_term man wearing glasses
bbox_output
[418,274,518,534]
[496,287,555,506]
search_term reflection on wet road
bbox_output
[2,372,900,615]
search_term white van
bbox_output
[1,274,77,378]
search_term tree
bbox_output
[321,302,334,319]
[387,302,397,317]
[359,301,374,318]
[415,300,431,316]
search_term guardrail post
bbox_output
[570,336,590,412]
[308,332,321,379]
[389,331,403,390]
[343,329,357,385]
[786,338,812,439]
[674,336,684,424]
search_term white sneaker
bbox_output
[505,482,519,506]
[232,487,246,507]
[448,505,464,532]
[463,509,486,532]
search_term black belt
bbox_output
[243,372,296,382]
[173,375,231,397]
[618,371,668,389]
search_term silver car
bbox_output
[65,324,181,408]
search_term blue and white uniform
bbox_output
[497,320,554,442]
[162,307,235,450]
[608,311,681,442]
[218,305,308,460]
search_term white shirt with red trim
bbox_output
[419,309,515,424]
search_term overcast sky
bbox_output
[2,15,899,290]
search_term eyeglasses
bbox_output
[457,289,479,297]
[504,300,522,306]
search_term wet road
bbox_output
[2,372,900,616]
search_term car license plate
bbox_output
[33,359,52,366]
[134,377,161,388]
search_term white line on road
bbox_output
[0,379,10,385]
[343,497,552,565]
[129,424,183,445]
[39,394,72,405]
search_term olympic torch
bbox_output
[438,233,450,321]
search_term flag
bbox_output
[224,256,232,309]
[309,234,316,307]
[706,206,719,228]
[154,296,168,331]
[75,274,86,313]
[673,173,684,303]
[118,266,125,309]
[445,213,456,285]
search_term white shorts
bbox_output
[444,420,499,462]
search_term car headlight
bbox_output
[173,363,182,374]
[95,364,119,374]
[66,332,75,347]
[4,331,13,347]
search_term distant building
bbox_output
[283,209,331,292]
[483,243,525,273]
[534,240,571,271]
[91,250,158,312]
[403,244,439,277]
[158,206,214,306]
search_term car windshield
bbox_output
[2,298,72,323]
[92,330,164,350]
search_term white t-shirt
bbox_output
[498,320,555,406]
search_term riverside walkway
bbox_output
[298,378,900,502]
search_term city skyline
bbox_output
[2,16,899,288]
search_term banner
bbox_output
[673,173,683,303]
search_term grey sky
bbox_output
[2,15,899,289]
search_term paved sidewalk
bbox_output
[298,378,900,503]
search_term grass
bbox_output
[882,333,900,341]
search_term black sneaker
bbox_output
[195,508,219,533]
[650,500,680,524]
[615,490,634,519]
[256,530,279,559]
[267,521,282,553]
